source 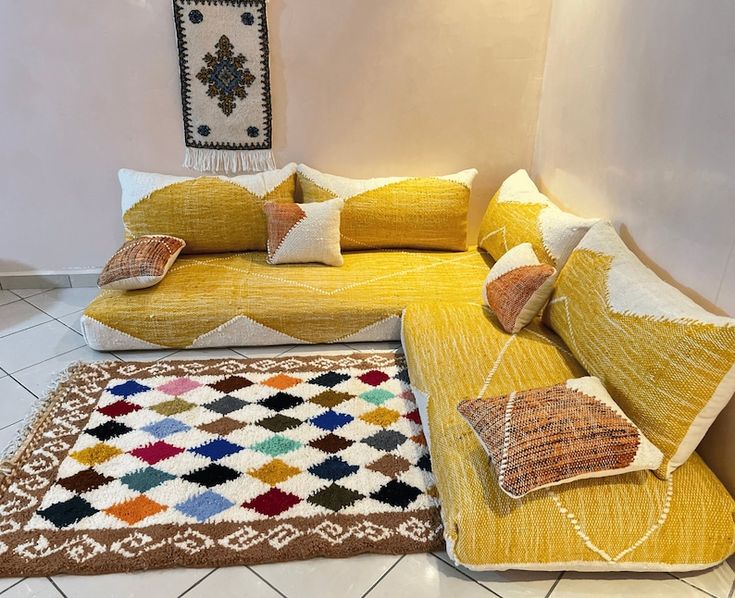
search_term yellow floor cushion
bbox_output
[401,301,735,571]
[82,248,492,350]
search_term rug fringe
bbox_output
[183,147,277,174]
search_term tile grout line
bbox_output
[544,571,564,597]
[0,578,26,596]
[667,573,720,598]
[177,568,218,597]
[426,553,504,597]
[46,576,68,597]
[0,315,55,340]
[246,567,289,598]
[0,419,23,433]
[360,554,405,598]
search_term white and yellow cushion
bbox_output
[545,222,735,478]
[263,198,344,266]
[478,170,597,267]
[120,163,297,253]
[401,301,735,570]
[483,242,556,333]
[298,164,477,251]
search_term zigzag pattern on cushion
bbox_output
[297,164,477,251]
[83,249,490,350]
[478,170,597,267]
[546,222,735,478]
[121,164,297,253]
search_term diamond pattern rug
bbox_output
[0,353,442,577]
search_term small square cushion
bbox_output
[483,242,556,333]
[98,235,185,290]
[478,170,598,267]
[263,198,344,266]
[298,164,476,251]
[457,376,663,498]
[545,221,735,478]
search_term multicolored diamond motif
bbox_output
[30,363,434,531]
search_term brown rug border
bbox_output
[0,353,442,577]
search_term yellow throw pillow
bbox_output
[545,221,735,478]
[263,198,344,266]
[483,242,556,333]
[121,163,297,253]
[478,169,597,267]
[458,376,663,498]
[97,235,185,290]
[298,164,477,250]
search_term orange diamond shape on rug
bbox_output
[366,454,411,479]
[262,374,302,390]
[249,458,302,485]
[199,417,247,436]
[360,407,400,428]
[310,390,351,408]
[106,495,166,525]
[71,443,122,466]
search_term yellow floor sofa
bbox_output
[82,164,735,571]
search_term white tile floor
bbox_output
[0,287,733,598]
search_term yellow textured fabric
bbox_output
[401,302,735,570]
[83,248,492,348]
[478,191,554,263]
[298,165,475,251]
[477,170,597,267]
[545,223,735,479]
[122,171,296,253]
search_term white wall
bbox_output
[533,0,735,492]
[0,0,551,273]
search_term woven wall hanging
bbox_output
[173,0,275,173]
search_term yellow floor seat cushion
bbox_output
[401,301,735,571]
[82,248,492,350]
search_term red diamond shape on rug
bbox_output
[243,488,300,516]
[98,400,141,418]
[405,409,422,425]
[359,370,390,386]
[130,441,184,465]
[157,377,201,396]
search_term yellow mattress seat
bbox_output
[401,301,735,571]
[82,248,492,350]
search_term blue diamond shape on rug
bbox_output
[38,496,98,528]
[108,380,150,397]
[396,369,410,383]
[310,410,353,431]
[143,417,190,439]
[250,434,301,457]
[191,438,244,460]
[309,371,350,388]
[121,467,176,492]
[360,388,394,406]
[309,456,359,481]
[175,490,234,522]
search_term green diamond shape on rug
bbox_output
[151,398,195,416]
[308,483,363,512]
[360,388,394,406]
[121,467,176,492]
[250,434,301,457]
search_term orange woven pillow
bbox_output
[483,243,556,333]
[457,377,663,498]
[98,235,185,290]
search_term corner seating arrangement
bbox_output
[83,164,735,571]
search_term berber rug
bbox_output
[0,353,442,576]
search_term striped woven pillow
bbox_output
[457,376,663,498]
[98,235,185,290]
